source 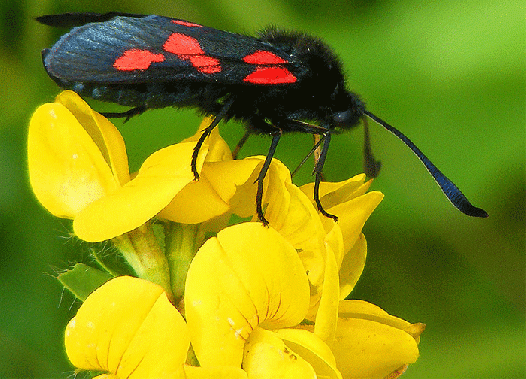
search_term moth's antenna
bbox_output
[363,110,488,218]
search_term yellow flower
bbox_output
[29,91,223,295]
[28,91,269,239]
[28,91,266,297]
[184,176,423,378]
[185,222,342,378]
[28,91,207,242]
[65,276,247,379]
[30,91,424,379]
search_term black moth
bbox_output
[37,12,488,223]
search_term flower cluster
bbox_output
[28,91,424,378]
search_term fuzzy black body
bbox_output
[38,13,488,221]
[40,14,364,135]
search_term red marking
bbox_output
[187,56,221,73]
[163,33,221,74]
[172,20,202,28]
[243,67,297,84]
[243,51,288,65]
[164,33,203,55]
[114,49,165,71]
[242,50,294,84]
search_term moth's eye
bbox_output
[332,110,353,127]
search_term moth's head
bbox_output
[330,90,365,130]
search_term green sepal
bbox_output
[90,244,136,277]
[58,263,113,301]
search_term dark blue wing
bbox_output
[42,15,299,86]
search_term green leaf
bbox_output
[58,263,113,301]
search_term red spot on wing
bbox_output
[187,56,221,73]
[243,67,297,84]
[172,20,203,28]
[164,33,203,55]
[114,49,165,71]
[243,51,288,64]
[163,33,221,74]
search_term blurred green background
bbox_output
[1,0,524,377]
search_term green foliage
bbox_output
[57,263,113,301]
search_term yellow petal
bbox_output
[339,234,367,299]
[338,300,425,342]
[313,230,340,343]
[182,117,232,163]
[158,173,229,224]
[323,217,345,269]
[185,223,310,367]
[300,174,371,208]
[184,365,247,379]
[73,142,206,241]
[28,102,120,218]
[159,158,261,224]
[267,181,327,287]
[299,177,382,257]
[327,191,383,256]
[65,276,188,378]
[55,91,130,186]
[124,296,188,379]
[206,159,261,200]
[275,328,342,379]
[224,156,295,221]
[227,157,265,217]
[243,327,316,379]
[333,300,424,379]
